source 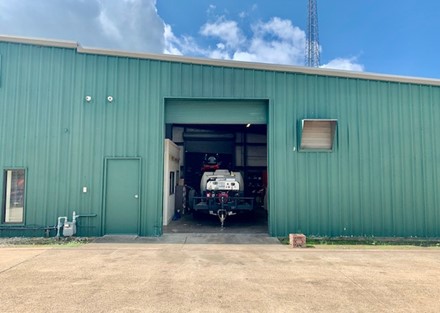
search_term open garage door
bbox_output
[165,99,267,125]
[164,99,268,233]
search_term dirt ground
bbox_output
[0,235,439,313]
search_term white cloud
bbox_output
[163,24,209,57]
[184,17,306,66]
[253,17,303,42]
[200,17,245,49]
[96,0,165,53]
[209,49,232,60]
[0,1,364,71]
[163,16,307,66]
[0,0,165,53]
[163,24,183,55]
[207,4,216,14]
[235,17,305,65]
[168,16,365,71]
[321,57,365,72]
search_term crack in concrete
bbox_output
[0,249,50,276]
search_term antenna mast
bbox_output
[305,0,320,67]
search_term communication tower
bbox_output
[305,0,320,67]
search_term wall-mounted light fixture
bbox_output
[85,96,92,102]
[107,96,114,103]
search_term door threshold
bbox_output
[103,234,138,239]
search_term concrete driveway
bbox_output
[0,234,439,313]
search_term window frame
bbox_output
[298,119,338,152]
[2,168,27,225]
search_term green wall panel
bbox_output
[1,39,440,238]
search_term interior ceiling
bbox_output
[175,123,267,135]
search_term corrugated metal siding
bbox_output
[0,43,165,236]
[1,40,440,237]
[284,78,440,237]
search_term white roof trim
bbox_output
[0,34,78,49]
[1,34,440,86]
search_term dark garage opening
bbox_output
[163,123,268,233]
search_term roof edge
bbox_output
[2,34,440,87]
[0,34,78,49]
[80,46,440,86]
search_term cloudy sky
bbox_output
[0,0,439,78]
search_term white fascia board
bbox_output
[2,34,440,87]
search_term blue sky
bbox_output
[1,0,439,79]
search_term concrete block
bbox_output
[289,234,306,248]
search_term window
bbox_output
[169,171,175,195]
[3,169,25,223]
[300,119,337,151]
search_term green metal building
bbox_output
[1,35,440,238]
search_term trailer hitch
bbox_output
[216,209,236,228]
[217,209,227,228]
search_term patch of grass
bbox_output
[0,237,91,247]
[278,236,440,248]
[278,237,290,245]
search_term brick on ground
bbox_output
[289,234,306,248]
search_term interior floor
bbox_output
[163,207,268,234]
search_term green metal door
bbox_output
[104,158,140,235]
